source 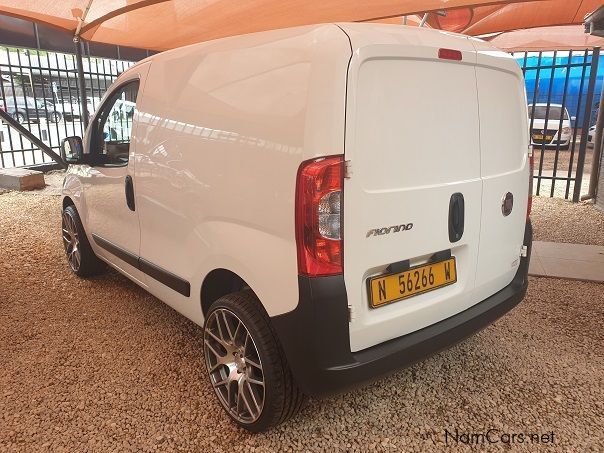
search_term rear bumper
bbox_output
[531,138,570,147]
[272,221,532,396]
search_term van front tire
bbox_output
[203,291,305,432]
[61,205,106,277]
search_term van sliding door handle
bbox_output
[448,193,464,243]
[125,175,135,211]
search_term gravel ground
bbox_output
[37,171,65,196]
[532,196,604,246]
[1,191,603,452]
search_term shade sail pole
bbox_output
[73,0,94,130]
[73,36,89,129]
[582,67,604,200]
[573,46,600,202]
[75,0,95,36]
[419,13,429,27]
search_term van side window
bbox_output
[93,80,139,166]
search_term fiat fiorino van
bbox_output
[60,23,532,432]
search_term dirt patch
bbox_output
[532,196,604,246]
[532,146,593,175]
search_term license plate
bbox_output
[532,134,553,141]
[368,257,457,308]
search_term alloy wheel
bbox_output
[62,211,81,272]
[204,308,265,424]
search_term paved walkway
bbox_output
[529,241,604,283]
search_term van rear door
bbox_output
[339,25,484,352]
[471,42,530,301]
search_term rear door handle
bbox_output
[448,192,464,243]
[125,175,135,211]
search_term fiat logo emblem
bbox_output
[501,192,514,216]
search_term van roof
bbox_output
[129,23,491,65]
[128,23,340,68]
[122,23,515,80]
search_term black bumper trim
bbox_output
[272,221,532,396]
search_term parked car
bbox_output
[60,97,99,121]
[41,99,68,122]
[587,124,601,148]
[60,24,532,432]
[2,96,62,123]
[528,103,573,150]
[588,125,594,147]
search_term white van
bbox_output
[60,23,533,432]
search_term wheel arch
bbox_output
[62,195,75,209]
[62,172,85,218]
[200,268,256,317]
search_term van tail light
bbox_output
[295,156,343,277]
[527,147,534,218]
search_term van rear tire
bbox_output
[203,291,305,432]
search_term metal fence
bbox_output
[1,44,603,202]
[0,45,133,168]
[514,49,603,201]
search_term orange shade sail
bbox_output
[379,1,602,37]
[487,25,604,51]
[0,0,551,50]
[0,1,600,51]
[462,0,602,36]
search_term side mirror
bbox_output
[61,136,84,164]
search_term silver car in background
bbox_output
[529,103,574,150]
